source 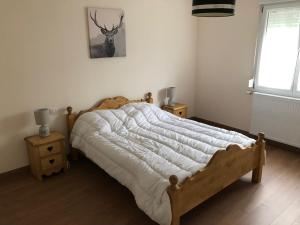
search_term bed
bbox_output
[66,92,266,225]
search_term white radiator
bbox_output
[250,92,300,148]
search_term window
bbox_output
[255,2,300,98]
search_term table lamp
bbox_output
[167,87,176,106]
[34,108,50,137]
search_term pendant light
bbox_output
[192,0,236,17]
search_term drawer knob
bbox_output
[47,146,53,152]
[49,159,55,164]
[179,111,182,115]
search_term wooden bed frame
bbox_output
[66,92,266,225]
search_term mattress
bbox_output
[71,103,255,225]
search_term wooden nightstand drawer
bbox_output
[174,109,187,118]
[164,108,173,114]
[39,142,61,157]
[162,103,187,118]
[41,154,63,171]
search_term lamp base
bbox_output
[39,125,50,137]
[168,98,176,106]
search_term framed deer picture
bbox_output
[88,8,126,58]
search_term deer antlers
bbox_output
[90,10,106,31]
[112,13,124,31]
[89,10,124,33]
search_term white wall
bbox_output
[0,0,197,173]
[195,0,260,131]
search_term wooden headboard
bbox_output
[66,92,153,140]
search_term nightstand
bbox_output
[162,103,188,118]
[24,132,69,180]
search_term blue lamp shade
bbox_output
[192,0,236,17]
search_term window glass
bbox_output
[257,8,300,90]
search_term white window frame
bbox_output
[254,1,300,98]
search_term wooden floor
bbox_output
[0,144,300,225]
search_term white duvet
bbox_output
[71,103,255,225]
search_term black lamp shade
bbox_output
[192,0,236,17]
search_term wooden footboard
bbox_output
[167,133,266,225]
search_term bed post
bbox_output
[168,175,181,225]
[252,132,266,183]
[66,106,79,160]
